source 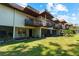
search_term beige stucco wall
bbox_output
[32,28,41,38]
[14,10,27,27]
[0,4,27,27]
[0,4,14,26]
[26,29,29,37]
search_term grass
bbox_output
[0,34,79,56]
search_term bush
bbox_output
[63,29,74,37]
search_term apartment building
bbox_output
[0,3,55,39]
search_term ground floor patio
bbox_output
[0,34,79,56]
[0,25,60,39]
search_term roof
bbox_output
[1,3,39,17]
[53,20,60,23]
[59,19,67,23]
[24,5,39,17]
[27,5,39,14]
[39,10,54,19]
[1,3,24,11]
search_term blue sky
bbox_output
[18,3,79,26]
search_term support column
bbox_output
[38,28,41,38]
[50,29,53,35]
[13,26,16,39]
[13,9,16,39]
[26,29,29,37]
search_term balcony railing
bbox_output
[25,18,55,27]
[33,20,43,26]
[25,19,43,26]
[53,24,63,29]
[46,22,53,27]
[25,19,33,26]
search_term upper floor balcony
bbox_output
[24,18,43,27]
[24,17,54,27]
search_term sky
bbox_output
[18,3,79,26]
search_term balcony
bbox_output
[25,19,43,27]
[25,18,55,27]
[53,24,62,29]
[25,19,33,26]
[46,20,55,27]
[33,20,43,26]
[46,22,53,27]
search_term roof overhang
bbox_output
[24,7,39,17]
[39,10,54,19]
[53,20,60,23]
[1,3,24,11]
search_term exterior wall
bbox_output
[14,10,27,27]
[32,28,41,38]
[0,4,14,26]
[26,29,29,37]
[0,4,35,27]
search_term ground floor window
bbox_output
[0,26,13,38]
[15,28,26,38]
[41,29,52,37]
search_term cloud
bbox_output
[46,3,54,12]
[55,4,68,12]
[46,3,58,16]
[71,13,77,20]
[57,14,78,24]
[57,15,70,22]
[71,13,76,17]
[72,17,77,20]
[46,3,68,14]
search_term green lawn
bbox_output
[0,34,79,56]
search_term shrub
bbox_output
[63,29,74,37]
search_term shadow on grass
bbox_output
[49,42,60,47]
[68,44,79,47]
[69,43,79,56]
[0,44,73,56]
[0,44,48,56]
[48,42,74,56]
[55,47,71,56]
[0,37,46,47]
